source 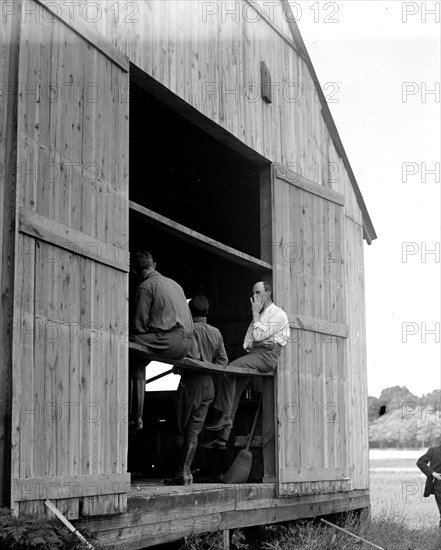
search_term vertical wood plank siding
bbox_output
[7,0,369,510]
[73,1,363,225]
[273,176,354,495]
[0,3,21,507]
[73,0,366,494]
[10,3,129,517]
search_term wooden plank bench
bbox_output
[129,342,273,377]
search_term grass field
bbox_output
[370,449,439,528]
[367,449,441,550]
[181,449,441,550]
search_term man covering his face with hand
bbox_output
[201,281,290,449]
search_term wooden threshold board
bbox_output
[129,201,272,271]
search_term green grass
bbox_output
[370,455,439,529]
[181,453,441,549]
[181,512,441,550]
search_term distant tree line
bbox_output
[369,386,441,448]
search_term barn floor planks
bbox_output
[75,481,370,549]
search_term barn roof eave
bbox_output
[280,0,377,243]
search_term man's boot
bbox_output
[129,378,145,433]
[163,441,197,485]
[183,441,197,484]
[205,413,232,431]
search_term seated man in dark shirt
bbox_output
[129,251,195,432]
[165,295,228,485]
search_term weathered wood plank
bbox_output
[260,166,276,482]
[34,0,130,71]
[219,493,368,530]
[79,256,93,500]
[274,171,350,494]
[75,488,370,549]
[243,0,297,53]
[129,343,272,377]
[98,0,374,239]
[66,251,80,519]
[1,54,17,496]
[344,218,369,490]
[80,485,369,528]
[11,8,130,517]
[18,208,129,272]
[223,529,230,550]
[79,484,238,530]
[275,168,345,206]
[262,378,276,482]
[17,237,36,480]
[12,473,130,502]
[54,247,70,513]
[280,467,351,484]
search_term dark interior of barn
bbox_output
[129,81,262,258]
[128,78,272,482]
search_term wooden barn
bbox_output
[0,0,377,547]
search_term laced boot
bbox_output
[163,441,197,485]
[163,473,187,485]
[183,441,197,485]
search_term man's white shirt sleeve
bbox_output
[243,304,290,349]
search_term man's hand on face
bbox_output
[251,295,262,316]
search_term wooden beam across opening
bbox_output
[129,343,273,377]
[129,201,272,272]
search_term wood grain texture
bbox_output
[18,208,130,272]
[10,7,129,517]
[12,473,130,502]
[287,313,348,338]
[0,0,21,508]
[63,0,375,241]
[274,168,345,206]
[7,0,370,525]
[129,201,271,271]
[34,0,129,71]
[273,172,352,496]
[74,486,370,549]
[129,343,272,377]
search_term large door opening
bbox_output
[128,69,273,483]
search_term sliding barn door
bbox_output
[11,1,129,517]
[273,168,351,497]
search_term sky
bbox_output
[147,0,440,397]
[295,0,441,397]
